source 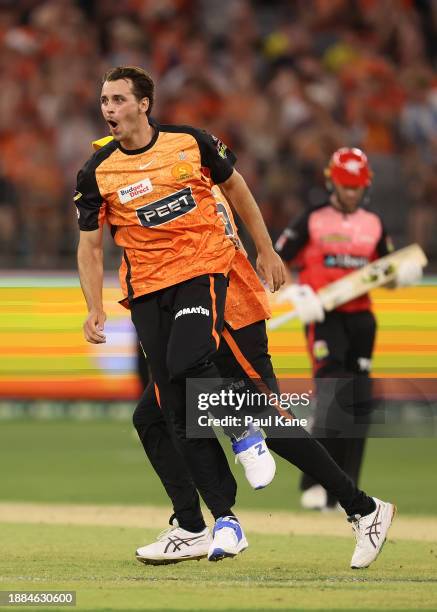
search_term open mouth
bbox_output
[107,120,118,129]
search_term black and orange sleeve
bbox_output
[74,157,105,231]
[74,141,118,230]
[73,143,115,232]
[192,129,237,184]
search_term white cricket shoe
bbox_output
[208,516,248,562]
[136,522,211,565]
[301,484,328,510]
[349,497,396,569]
[232,427,276,489]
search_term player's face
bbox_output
[100,79,148,142]
[333,184,365,212]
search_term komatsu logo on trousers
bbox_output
[175,306,210,319]
[136,187,196,228]
[118,178,153,204]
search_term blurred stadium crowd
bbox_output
[1,0,436,268]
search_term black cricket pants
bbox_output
[131,273,236,521]
[301,310,377,505]
[133,318,375,531]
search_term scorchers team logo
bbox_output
[171,161,194,180]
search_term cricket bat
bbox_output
[268,244,428,330]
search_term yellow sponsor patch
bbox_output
[171,161,194,180]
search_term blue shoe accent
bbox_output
[254,442,267,456]
[213,517,243,542]
[209,547,226,561]
[232,430,264,454]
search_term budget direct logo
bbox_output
[118,178,153,204]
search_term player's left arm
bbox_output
[219,170,286,292]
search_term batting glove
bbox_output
[277,284,325,324]
[395,259,423,287]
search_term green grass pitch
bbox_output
[1,420,437,611]
[1,523,437,611]
[1,421,436,514]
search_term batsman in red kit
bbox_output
[275,148,423,511]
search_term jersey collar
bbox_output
[117,118,159,155]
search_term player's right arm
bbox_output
[74,155,107,344]
[190,128,286,291]
[77,228,106,344]
[274,209,325,323]
[219,170,286,292]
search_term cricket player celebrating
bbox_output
[76,70,396,569]
[75,65,285,563]
[275,148,423,511]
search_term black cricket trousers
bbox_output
[301,309,377,505]
[131,273,236,520]
[133,317,375,531]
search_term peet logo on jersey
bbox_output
[136,187,197,228]
[324,253,369,269]
[175,306,210,319]
[118,178,153,204]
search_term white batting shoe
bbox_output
[136,522,211,565]
[208,516,248,562]
[232,427,276,489]
[349,497,396,569]
[301,484,328,510]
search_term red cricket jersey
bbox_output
[275,202,393,312]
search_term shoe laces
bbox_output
[156,525,180,541]
[348,514,366,546]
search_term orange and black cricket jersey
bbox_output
[75,120,237,301]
